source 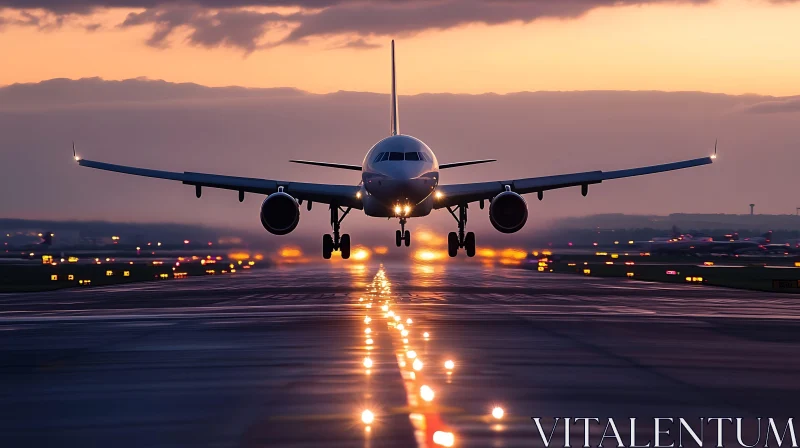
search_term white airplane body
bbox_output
[74,41,715,259]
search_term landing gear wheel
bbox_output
[322,234,333,259]
[448,232,459,257]
[465,232,476,257]
[404,230,410,247]
[340,234,351,259]
[396,230,402,247]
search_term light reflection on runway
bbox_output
[1,263,800,447]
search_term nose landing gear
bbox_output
[446,204,475,257]
[323,205,352,259]
[395,218,410,247]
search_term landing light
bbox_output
[356,191,362,199]
[361,409,375,424]
[403,205,411,215]
[492,407,505,420]
[394,205,402,215]
[435,191,444,199]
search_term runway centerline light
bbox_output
[365,328,371,334]
[406,350,417,359]
[433,431,455,447]
[363,357,373,368]
[444,360,455,370]
[412,358,423,371]
[420,385,434,402]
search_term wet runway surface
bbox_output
[2,264,800,447]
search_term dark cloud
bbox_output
[333,37,380,50]
[1,0,714,52]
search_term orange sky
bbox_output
[1,0,800,96]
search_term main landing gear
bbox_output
[446,204,475,257]
[323,205,352,259]
[395,218,410,247]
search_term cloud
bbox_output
[1,0,714,52]
[741,96,800,114]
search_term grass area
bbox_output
[0,259,266,293]
[527,255,800,294]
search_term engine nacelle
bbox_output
[489,191,528,234]
[260,192,300,235]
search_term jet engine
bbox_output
[260,192,300,235]
[489,191,528,233]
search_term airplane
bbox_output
[72,41,716,259]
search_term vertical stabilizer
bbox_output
[390,40,399,136]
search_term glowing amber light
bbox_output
[433,431,455,447]
[444,360,455,370]
[412,358,423,371]
[363,357,373,368]
[419,385,434,402]
[405,350,417,359]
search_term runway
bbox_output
[1,264,799,447]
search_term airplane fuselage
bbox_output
[360,134,439,218]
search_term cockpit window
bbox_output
[418,152,429,162]
[388,152,405,161]
[379,152,390,162]
[373,152,385,163]
[404,152,420,161]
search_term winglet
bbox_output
[72,141,80,162]
[390,39,399,136]
[711,139,717,160]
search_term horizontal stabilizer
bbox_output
[289,160,362,171]
[439,159,496,169]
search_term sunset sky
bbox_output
[2,0,800,233]
[2,0,800,96]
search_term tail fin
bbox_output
[390,40,399,136]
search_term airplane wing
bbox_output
[289,160,362,171]
[76,157,363,209]
[439,159,496,169]
[433,156,714,209]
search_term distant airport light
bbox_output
[419,385,434,402]
[627,272,635,277]
[666,270,678,275]
[50,274,58,281]
[366,338,373,345]
[401,329,409,337]
[364,316,371,324]
[365,328,371,334]
[397,324,404,331]
[393,315,401,322]
[583,269,591,275]
[406,318,412,324]
[492,407,505,420]
[406,350,417,359]
[423,332,430,339]
[363,357,373,368]
[433,431,455,447]
[184,240,190,244]
[412,358,423,371]
[704,261,714,266]
[381,304,389,312]
[444,360,455,370]
[361,409,375,425]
